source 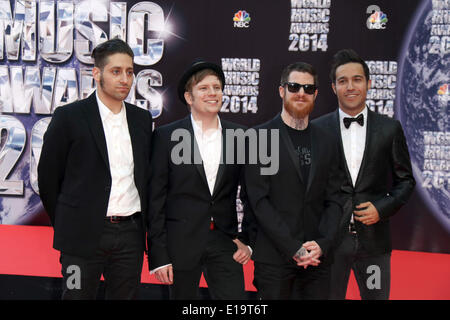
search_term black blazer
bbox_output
[38,93,152,257]
[147,116,253,271]
[244,114,343,266]
[313,108,415,254]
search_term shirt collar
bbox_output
[96,90,126,122]
[190,114,222,136]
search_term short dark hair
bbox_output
[329,49,370,83]
[280,62,318,87]
[91,38,134,69]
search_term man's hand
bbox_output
[293,241,322,269]
[232,239,252,265]
[354,201,380,225]
[154,265,173,284]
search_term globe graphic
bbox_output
[0,113,47,225]
[0,53,81,225]
[395,0,449,232]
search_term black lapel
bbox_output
[184,116,209,189]
[276,114,303,184]
[125,104,142,190]
[333,109,353,184]
[354,109,378,187]
[305,123,317,193]
[82,92,110,170]
[212,120,227,197]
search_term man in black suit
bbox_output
[148,61,252,299]
[314,49,415,300]
[245,62,343,299]
[38,38,152,299]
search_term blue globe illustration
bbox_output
[0,54,82,225]
[396,0,449,232]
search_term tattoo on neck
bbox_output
[292,118,308,130]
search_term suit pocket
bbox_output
[166,217,187,223]
[57,193,79,208]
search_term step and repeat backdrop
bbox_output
[0,0,448,253]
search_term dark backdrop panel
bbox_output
[0,0,448,254]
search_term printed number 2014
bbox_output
[289,34,328,52]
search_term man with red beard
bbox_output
[245,62,343,299]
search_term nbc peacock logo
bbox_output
[366,5,388,29]
[233,10,251,28]
[437,84,448,95]
[437,84,449,102]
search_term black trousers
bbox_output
[253,260,331,300]
[60,216,145,300]
[329,231,391,300]
[170,228,246,300]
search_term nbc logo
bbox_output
[437,84,449,102]
[233,10,251,28]
[437,84,448,95]
[366,5,388,29]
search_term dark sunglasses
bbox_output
[284,82,317,94]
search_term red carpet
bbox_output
[0,224,448,299]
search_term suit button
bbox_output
[210,201,215,206]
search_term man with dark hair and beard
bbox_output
[38,38,152,299]
[245,62,343,299]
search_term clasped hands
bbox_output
[292,202,381,268]
[293,241,322,269]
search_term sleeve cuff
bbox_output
[150,263,172,274]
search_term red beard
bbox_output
[283,98,314,119]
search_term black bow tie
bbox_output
[343,113,364,129]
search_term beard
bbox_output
[283,97,314,119]
[99,74,130,101]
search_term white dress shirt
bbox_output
[339,107,368,186]
[191,114,222,195]
[96,92,141,216]
[339,107,367,225]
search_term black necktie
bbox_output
[343,113,364,129]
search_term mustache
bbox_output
[284,100,314,119]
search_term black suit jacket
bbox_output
[148,116,253,271]
[313,108,415,254]
[38,93,152,257]
[245,114,343,266]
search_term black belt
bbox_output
[105,212,141,223]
